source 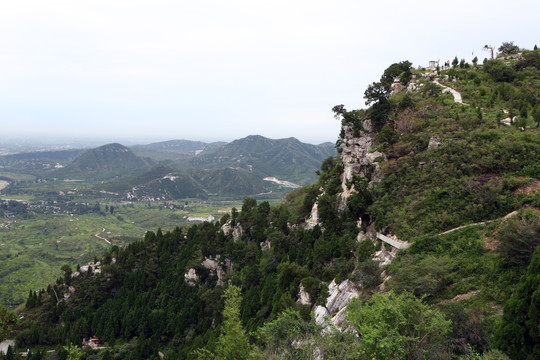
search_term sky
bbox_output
[0,0,539,146]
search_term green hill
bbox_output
[188,135,336,185]
[55,143,154,180]
[103,165,281,200]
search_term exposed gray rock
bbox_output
[201,255,231,286]
[314,305,330,326]
[184,268,198,286]
[260,240,271,251]
[305,200,320,230]
[314,279,360,327]
[297,284,311,306]
[0,340,15,355]
[428,136,442,149]
[339,121,385,210]
[391,81,406,95]
[373,243,398,267]
[221,220,244,242]
[326,279,359,314]
[407,81,423,92]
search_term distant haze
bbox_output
[1,0,538,145]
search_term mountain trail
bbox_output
[95,227,111,245]
[433,79,463,103]
[437,210,518,236]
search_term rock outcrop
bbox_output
[297,284,311,306]
[313,279,360,327]
[221,220,244,242]
[373,243,398,267]
[184,268,198,286]
[339,121,385,210]
[305,200,320,229]
[185,256,232,287]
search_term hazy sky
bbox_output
[1,0,538,145]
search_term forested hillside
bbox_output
[2,44,540,360]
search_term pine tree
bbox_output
[5,345,14,360]
[215,285,251,360]
[495,246,540,359]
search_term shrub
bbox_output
[497,209,540,268]
[347,291,451,359]
[484,60,516,82]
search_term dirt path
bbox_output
[95,227,112,245]
[433,79,463,103]
[437,211,518,236]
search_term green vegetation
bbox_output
[1,43,539,360]
[494,245,540,359]
[347,291,451,359]
[0,305,17,341]
[0,201,243,306]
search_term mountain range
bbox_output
[0,136,335,199]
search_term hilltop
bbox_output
[130,140,227,161]
[54,143,155,180]
[184,135,335,185]
[4,44,540,360]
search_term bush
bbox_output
[497,209,540,268]
[484,60,516,82]
[347,291,451,359]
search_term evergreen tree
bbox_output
[215,285,251,360]
[5,345,14,360]
[495,246,540,359]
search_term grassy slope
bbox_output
[362,57,540,335]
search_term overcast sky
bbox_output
[1,0,538,145]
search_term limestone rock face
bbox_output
[0,340,15,355]
[314,305,330,326]
[260,240,271,251]
[73,261,102,277]
[313,279,360,327]
[326,279,359,315]
[339,121,385,210]
[184,268,198,286]
[305,200,320,229]
[391,81,406,95]
[200,256,232,286]
[221,220,243,242]
[373,243,398,267]
[297,284,311,306]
